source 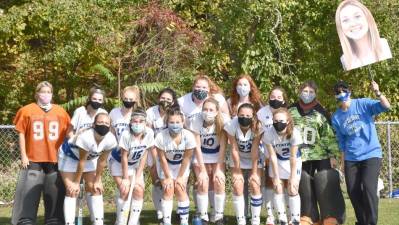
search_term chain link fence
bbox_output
[1,122,398,205]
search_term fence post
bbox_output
[387,121,393,197]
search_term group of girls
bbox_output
[57,73,335,225]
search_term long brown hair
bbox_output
[237,103,261,136]
[230,74,263,116]
[202,98,224,139]
[192,73,223,95]
[272,108,294,139]
[268,86,288,108]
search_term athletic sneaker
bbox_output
[265,216,275,225]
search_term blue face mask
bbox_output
[131,123,145,134]
[335,91,351,102]
[300,91,316,104]
[193,89,208,101]
[168,123,183,134]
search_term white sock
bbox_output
[288,195,301,223]
[91,195,104,225]
[86,193,95,222]
[178,200,190,224]
[273,193,287,223]
[196,193,209,221]
[161,199,173,224]
[233,195,246,225]
[284,190,290,221]
[64,196,76,225]
[208,190,215,220]
[128,199,143,225]
[262,187,275,223]
[115,197,130,225]
[251,194,262,225]
[152,185,163,219]
[214,193,225,222]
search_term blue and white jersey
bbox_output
[146,105,167,135]
[187,113,230,163]
[110,127,154,168]
[155,128,196,165]
[71,106,107,132]
[262,127,302,160]
[109,107,131,141]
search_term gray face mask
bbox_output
[300,91,316,104]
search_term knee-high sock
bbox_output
[289,195,301,223]
[115,196,130,225]
[251,194,263,225]
[64,196,76,225]
[91,195,104,225]
[196,193,209,221]
[86,193,95,222]
[178,200,190,224]
[208,190,215,220]
[161,199,173,224]
[152,185,163,219]
[233,195,246,225]
[128,199,143,225]
[273,193,287,223]
[262,187,275,223]
[214,193,225,222]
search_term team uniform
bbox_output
[12,103,70,225]
[110,107,131,140]
[59,129,117,172]
[71,106,107,132]
[262,127,303,224]
[178,92,227,126]
[224,117,265,169]
[187,113,230,164]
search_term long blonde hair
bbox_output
[122,85,142,108]
[336,0,384,70]
[202,98,224,139]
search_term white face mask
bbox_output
[236,85,251,97]
[202,111,217,122]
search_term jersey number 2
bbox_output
[33,121,59,141]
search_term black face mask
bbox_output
[269,99,284,109]
[193,89,208,101]
[94,124,109,136]
[123,101,135,109]
[89,100,102,110]
[238,117,252,127]
[273,121,287,133]
[159,100,172,110]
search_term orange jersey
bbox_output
[13,103,71,163]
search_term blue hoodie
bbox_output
[332,98,389,161]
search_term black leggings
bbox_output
[345,158,382,225]
[302,159,331,176]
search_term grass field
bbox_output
[1,199,399,224]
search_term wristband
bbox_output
[375,91,382,97]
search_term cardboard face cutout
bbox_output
[336,0,392,71]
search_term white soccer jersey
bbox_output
[74,129,117,160]
[178,92,227,126]
[71,106,107,132]
[155,128,196,165]
[262,127,303,179]
[146,105,167,135]
[224,117,263,169]
[187,113,230,163]
[257,105,274,129]
[109,107,131,141]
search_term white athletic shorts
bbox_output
[228,153,265,169]
[58,150,97,173]
[108,157,136,177]
[268,158,302,180]
[156,158,190,179]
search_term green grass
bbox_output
[1,199,399,224]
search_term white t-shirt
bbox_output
[178,92,227,126]
[146,105,167,135]
[187,113,230,163]
[117,127,154,168]
[109,107,131,141]
[74,129,117,160]
[262,127,302,160]
[257,105,274,129]
[155,128,196,165]
[71,106,107,132]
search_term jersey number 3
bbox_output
[33,121,59,141]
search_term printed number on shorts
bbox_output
[33,121,59,141]
[303,126,316,145]
[173,153,183,161]
[238,142,252,153]
[203,137,215,147]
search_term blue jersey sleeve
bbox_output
[359,98,389,117]
[332,116,345,152]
